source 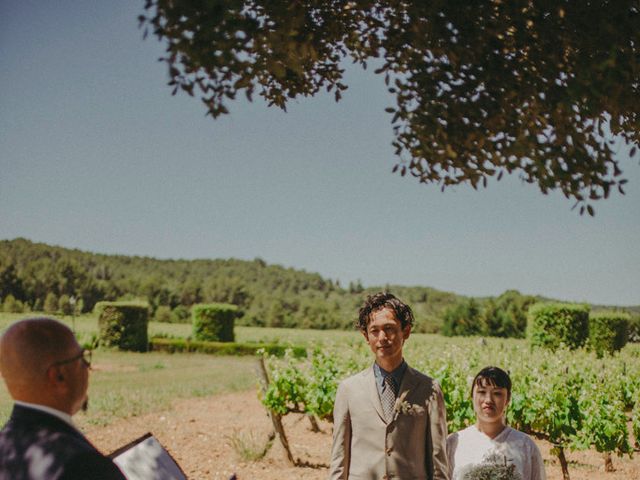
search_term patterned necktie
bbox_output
[381,375,397,422]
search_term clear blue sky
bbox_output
[1,1,639,306]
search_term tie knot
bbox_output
[384,375,396,393]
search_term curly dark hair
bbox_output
[471,366,512,399]
[356,292,414,332]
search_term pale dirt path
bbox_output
[79,390,639,480]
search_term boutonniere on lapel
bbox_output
[393,390,425,418]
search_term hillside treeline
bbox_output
[1,237,618,337]
[0,238,456,331]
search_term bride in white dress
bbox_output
[446,366,546,480]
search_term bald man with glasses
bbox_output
[0,317,125,480]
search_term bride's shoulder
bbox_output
[448,424,477,443]
[503,426,537,448]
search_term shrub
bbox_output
[588,311,630,357]
[2,294,24,313]
[226,429,273,461]
[149,337,306,357]
[58,294,74,316]
[192,303,239,342]
[96,301,149,352]
[44,292,58,314]
[527,303,589,350]
[154,305,172,323]
[171,305,190,323]
[33,298,43,312]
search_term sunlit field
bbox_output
[0,312,364,346]
[0,347,258,426]
[0,312,366,426]
[0,311,492,427]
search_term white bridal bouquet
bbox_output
[459,453,522,480]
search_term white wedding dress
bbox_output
[447,425,546,480]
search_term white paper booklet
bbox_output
[109,432,187,480]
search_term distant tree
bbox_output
[481,298,510,337]
[76,278,104,312]
[205,277,251,307]
[44,292,59,314]
[141,275,172,310]
[154,305,173,323]
[2,294,24,313]
[55,261,81,297]
[477,290,539,338]
[58,294,74,316]
[33,298,43,312]
[496,290,537,337]
[141,1,639,214]
[171,305,191,323]
[267,298,289,328]
[178,278,202,306]
[442,298,482,336]
[348,280,364,294]
[0,264,25,301]
[74,298,84,316]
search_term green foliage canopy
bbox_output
[442,290,537,338]
[0,239,463,332]
[442,298,482,336]
[140,0,640,214]
[3,239,638,336]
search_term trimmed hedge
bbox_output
[149,337,307,358]
[95,301,149,352]
[588,311,630,357]
[192,303,239,342]
[528,302,590,350]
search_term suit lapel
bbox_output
[364,366,387,423]
[398,366,418,396]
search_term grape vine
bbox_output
[260,336,640,478]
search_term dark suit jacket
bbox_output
[0,405,126,480]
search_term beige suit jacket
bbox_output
[329,364,449,480]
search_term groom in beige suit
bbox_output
[329,292,449,480]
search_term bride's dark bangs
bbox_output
[470,366,512,397]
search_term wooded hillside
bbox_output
[1,238,636,335]
[0,238,459,331]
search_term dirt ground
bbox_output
[81,390,640,480]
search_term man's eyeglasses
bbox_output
[50,349,92,369]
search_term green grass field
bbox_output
[0,312,364,345]
[0,312,410,426]
[0,312,370,425]
[0,313,280,425]
[0,347,259,426]
[1,312,628,430]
